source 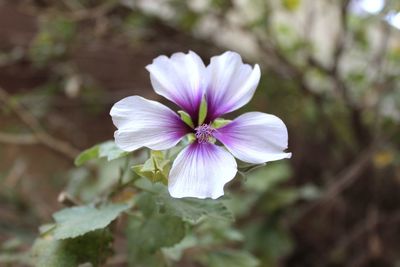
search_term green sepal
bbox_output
[132,151,170,185]
[212,118,231,128]
[198,97,208,125]
[187,133,196,143]
[178,110,194,128]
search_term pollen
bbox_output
[195,124,215,143]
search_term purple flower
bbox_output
[110,51,291,199]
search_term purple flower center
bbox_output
[195,124,215,143]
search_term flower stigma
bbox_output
[195,124,215,143]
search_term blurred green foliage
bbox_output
[29,17,76,66]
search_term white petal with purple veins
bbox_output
[205,51,261,121]
[168,143,237,199]
[214,112,291,164]
[110,96,188,151]
[146,51,207,119]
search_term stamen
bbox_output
[195,124,215,144]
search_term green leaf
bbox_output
[98,141,129,161]
[162,235,198,261]
[52,203,130,239]
[198,96,208,125]
[74,145,98,166]
[30,230,112,267]
[178,110,194,128]
[162,196,233,224]
[136,192,159,217]
[199,220,244,243]
[74,141,128,166]
[66,158,134,203]
[134,177,166,193]
[126,214,186,266]
[39,224,56,236]
[245,223,293,265]
[263,189,299,212]
[128,214,186,251]
[262,226,293,262]
[244,162,292,192]
[238,162,266,174]
[203,250,260,267]
[134,178,233,223]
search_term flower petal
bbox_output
[110,96,189,151]
[146,51,207,119]
[214,112,291,164]
[205,51,261,121]
[168,142,237,199]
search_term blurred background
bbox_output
[0,0,400,266]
